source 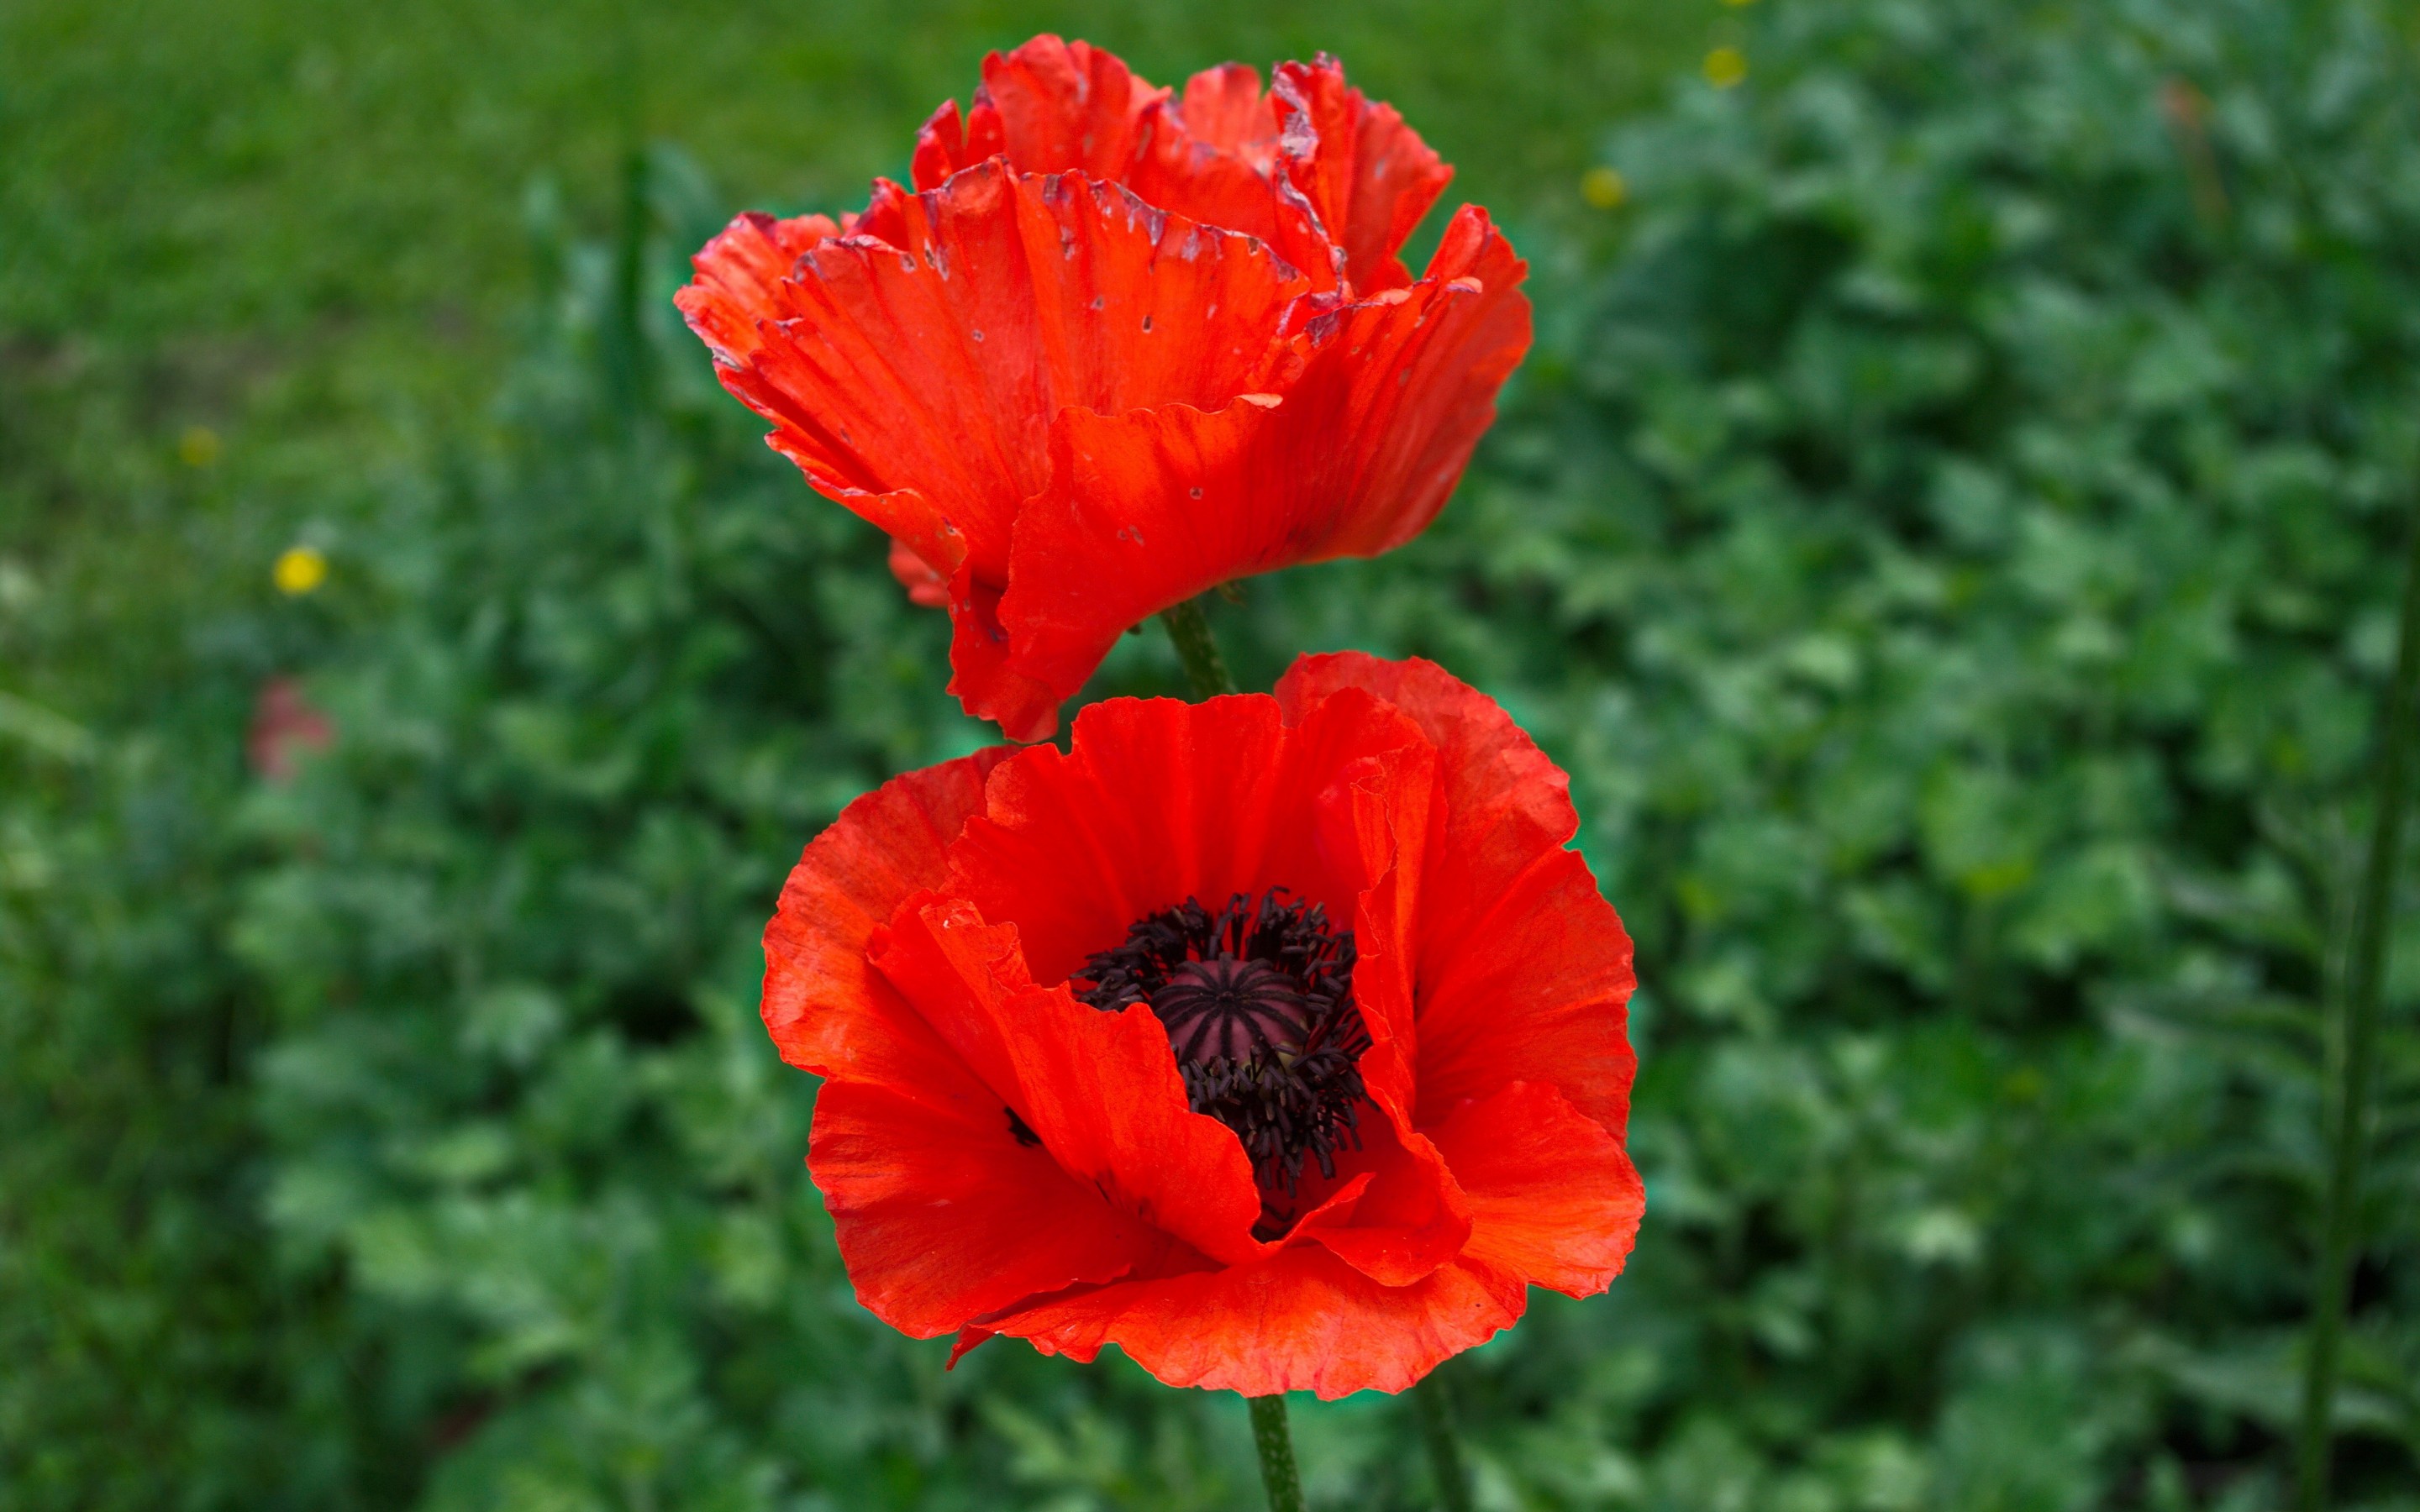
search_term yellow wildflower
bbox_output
[274,546,328,596]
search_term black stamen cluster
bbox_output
[1075,890,1370,1226]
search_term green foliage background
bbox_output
[5,0,2420,1507]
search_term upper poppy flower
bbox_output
[678,37,1532,742]
[761,652,1640,1398]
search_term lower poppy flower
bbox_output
[761,653,1641,1397]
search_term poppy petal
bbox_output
[1417,850,1636,1136]
[912,45,1334,292]
[1270,58,1453,292]
[1295,1092,1470,1286]
[771,755,1154,1338]
[1296,785,1473,1288]
[871,895,1269,1266]
[998,211,1528,704]
[1276,650,1578,864]
[1123,109,1318,281]
[687,164,1318,741]
[942,573,1064,743]
[887,536,951,608]
[1171,63,1279,164]
[965,35,1168,182]
[812,1077,1150,1337]
[677,209,847,366]
[1275,652,1637,1137]
[946,1324,996,1368]
[905,45,1444,299]
[689,164,1304,584]
[944,696,1286,982]
[1426,1080,1645,1296]
[943,692,1427,988]
[911,99,987,192]
[760,749,1012,1086]
[984,1245,1526,1399]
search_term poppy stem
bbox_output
[2296,476,2420,1512]
[1159,596,1238,697]
[1413,1373,1474,1512]
[1247,1394,1304,1512]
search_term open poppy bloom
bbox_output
[762,653,1640,1397]
[679,37,1532,741]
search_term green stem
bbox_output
[2296,482,2420,1511]
[1158,596,1238,698]
[1248,1394,1304,1512]
[1413,1375,1474,1512]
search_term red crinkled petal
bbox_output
[886,536,950,608]
[681,161,1305,585]
[911,41,1450,297]
[870,895,1268,1268]
[981,1245,1527,1399]
[763,750,1158,1339]
[679,210,848,366]
[811,1077,1150,1337]
[680,161,1311,740]
[1129,72,1335,293]
[760,748,1011,1084]
[942,576,1063,745]
[1275,652,1637,1138]
[1294,1086,1470,1287]
[912,36,1169,190]
[1278,651,1579,865]
[972,35,1165,180]
[1426,1080,1644,1297]
[943,693,1416,985]
[1132,55,1453,292]
[1297,719,1472,1289]
[1269,58,1454,294]
[997,209,1530,704]
[910,98,987,192]
[1415,848,1637,1133]
[1171,63,1279,165]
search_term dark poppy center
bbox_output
[1154,958,1310,1063]
[1074,889,1370,1233]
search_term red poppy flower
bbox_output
[679,37,1532,742]
[761,653,1640,1397]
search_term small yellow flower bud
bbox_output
[273,546,329,596]
[1704,46,1749,89]
[179,426,222,468]
[1581,166,1629,210]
